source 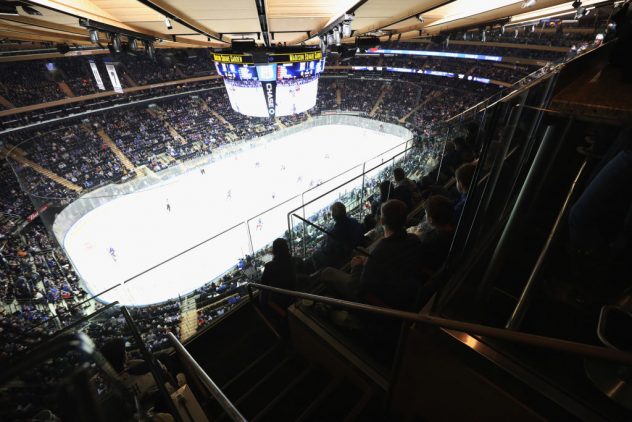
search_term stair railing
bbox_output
[167,331,247,422]
[246,282,632,366]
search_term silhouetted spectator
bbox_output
[417,195,456,274]
[354,200,425,311]
[312,202,364,269]
[261,238,297,311]
[453,162,477,221]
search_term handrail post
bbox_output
[247,283,254,304]
[121,306,183,422]
[167,332,247,422]
[506,159,588,329]
[476,124,562,300]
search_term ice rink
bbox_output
[62,124,407,305]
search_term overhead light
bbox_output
[20,5,42,16]
[572,0,582,8]
[342,20,352,38]
[577,7,589,18]
[514,29,519,38]
[482,30,486,42]
[144,40,155,59]
[522,0,537,8]
[129,38,138,50]
[326,32,334,45]
[164,16,172,30]
[111,33,121,52]
[501,25,506,34]
[89,29,99,44]
[319,36,327,54]
[417,14,425,23]
[333,27,341,46]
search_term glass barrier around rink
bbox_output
[246,193,304,261]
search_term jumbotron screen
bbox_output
[213,49,325,118]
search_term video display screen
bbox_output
[223,76,319,118]
[216,58,324,118]
[215,59,325,81]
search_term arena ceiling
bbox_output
[0,0,590,49]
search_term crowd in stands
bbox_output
[0,61,65,107]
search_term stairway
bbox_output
[186,303,380,421]
[1,145,82,192]
[179,295,199,342]
[210,110,234,130]
[0,93,15,109]
[147,107,189,144]
[57,81,75,98]
[369,85,390,117]
[95,129,140,175]
[122,72,137,87]
[399,90,439,123]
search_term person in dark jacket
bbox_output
[312,202,364,269]
[261,238,296,311]
[353,199,425,311]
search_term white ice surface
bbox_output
[63,124,405,305]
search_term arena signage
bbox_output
[263,81,277,118]
[213,53,252,64]
[286,51,323,62]
[366,48,502,62]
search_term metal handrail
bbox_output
[247,282,632,366]
[167,332,247,422]
[121,307,183,422]
[506,159,589,329]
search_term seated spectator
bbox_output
[453,162,477,222]
[393,167,417,209]
[354,200,425,311]
[320,200,425,311]
[416,195,456,274]
[454,137,476,163]
[260,238,297,313]
[312,202,364,269]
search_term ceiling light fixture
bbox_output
[89,29,99,44]
[111,33,121,52]
[342,20,352,38]
[522,0,537,8]
[145,40,155,59]
[164,16,172,30]
[333,27,341,46]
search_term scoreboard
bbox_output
[212,47,325,118]
[214,59,325,81]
